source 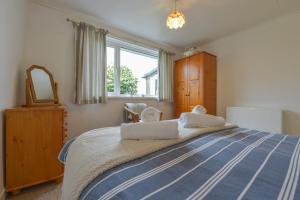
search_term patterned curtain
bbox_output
[72,22,107,104]
[158,50,174,102]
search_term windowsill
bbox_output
[108,95,158,101]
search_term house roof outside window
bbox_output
[142,68,157,79]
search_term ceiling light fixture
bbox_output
[166,0,186,30]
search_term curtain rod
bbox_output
[66,18,109,34]
[66,18,176,56]
[66,18,78,24]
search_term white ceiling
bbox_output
[36,0,300,49]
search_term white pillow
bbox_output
[179,112,225,128]
[192,105,207,114]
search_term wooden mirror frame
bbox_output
[26,65,59,107]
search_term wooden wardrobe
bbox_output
[5,106,67,194]
[174,52,217,118]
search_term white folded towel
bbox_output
[121,120,179,140]
[179,112,225,128]
[192,105,207,114]
[141,107,161,123]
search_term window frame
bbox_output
[106,36,159,98]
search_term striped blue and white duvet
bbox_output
[60,128,300,200]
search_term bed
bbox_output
[59,121,300,200]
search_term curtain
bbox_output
[158,50,174,102]
[73,22,107,104]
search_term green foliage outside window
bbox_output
[107,66,138,95]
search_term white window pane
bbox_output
[120,49,158,96]
[106,47,115,95]
[149,74,158,96]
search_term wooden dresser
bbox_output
[174,52,217,118]
[5,106,67,194]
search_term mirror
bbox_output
[26,65,59,106]
[31,68,54,100]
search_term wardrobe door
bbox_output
[203,53,217,115]
[174,58,188,118]
[187,54,203,111]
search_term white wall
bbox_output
[199,12,300,135]
[24,3,175,138]
[0,0,28,198]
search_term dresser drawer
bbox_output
[5,107,65,193]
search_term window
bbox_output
[106,47,115,95]
[106,36,159,97]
